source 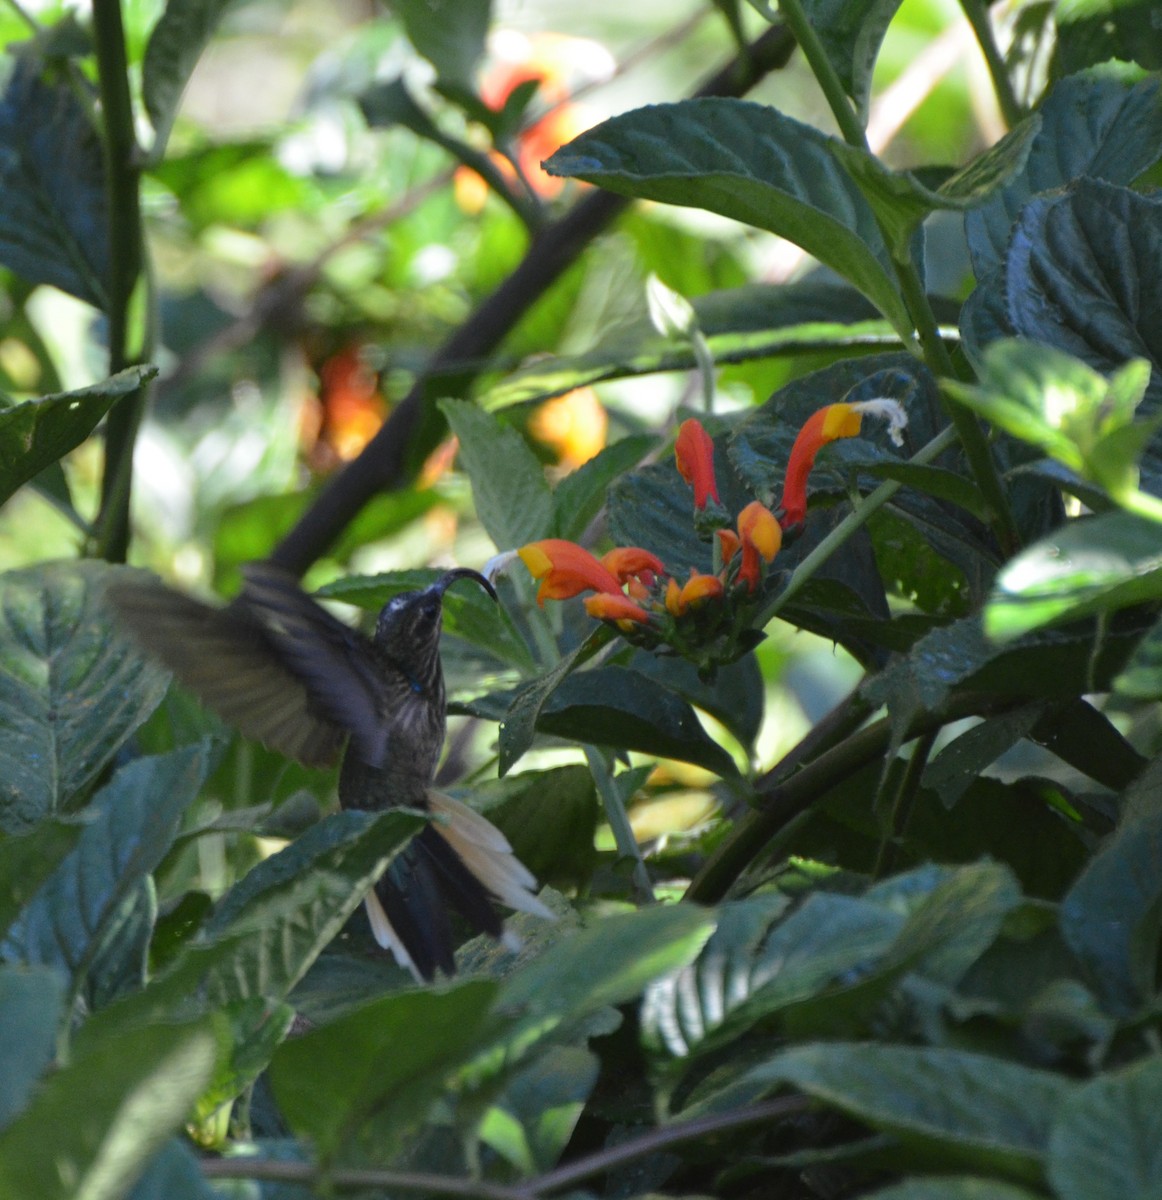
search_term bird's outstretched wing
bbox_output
[239,563,397,766]
[108,573,347,767]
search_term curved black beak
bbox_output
[433,567,498,602]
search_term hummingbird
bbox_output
[109,562,550,980]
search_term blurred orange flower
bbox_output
[530,387,608,468]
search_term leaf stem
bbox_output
[959,0,1023,128]
[585,747,655,901]
[775,0,868,149]
[872,727,936,879]
[91,0,150,563]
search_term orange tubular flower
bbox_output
[779,399,908,527]
[584,592,651,626]
[674,418,720,509]
[779,404,862,527]
[737,501,782,591]
[518,539,622,605]
[666,570,725,616]
[717,528,741,564]
[602,546,666,585]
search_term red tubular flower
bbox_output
[737,501,782,591]
[779,403,863,527]
[674,418,720,509]
[584,592,651,626]
[666,570,725,616]
[518,539,622,605]
[602,546,666,585]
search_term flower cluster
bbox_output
[516,401,906,669]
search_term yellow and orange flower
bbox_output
[780,399,907,527]
[584,591,651,626]
[602,546,666,585]
[518,538,622,605]
[736,501,782,591]
[665,570,725,616]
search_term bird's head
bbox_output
[373,568,497,668]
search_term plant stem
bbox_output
[92,0,150,563]
[872,727,937,879]
[776,0,868,149]
[960,0,1023,128]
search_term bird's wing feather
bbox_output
[240,563,394,766]
[108,576,345,767]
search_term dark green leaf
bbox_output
[986,512,1162,642]
[1115,610,1162,699]
[472,765,598,888]
[921,706,1047,807]
[0,367,155,511]
[270,978,499,1160]
[0,561,170,832]
[440,399,553,550]
[1053,5,1162,76]
[1048,1055,1162,1200]
[539,666,740,777]
[2,746,208,999]
[966,72,1162,277]
[484,282,893,409]
[0,964,64,1130]
[1004,180,1162,401]
[0,820,82,940]
[0,54,109,308]
[692,1041,1073,1181]
[498,625,613,775]
[545,99,913,336]
[143,0,241,155]
[1060,757,1162,1013]
[0,1016,220,1200]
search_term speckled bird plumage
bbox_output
[109,562,551,980]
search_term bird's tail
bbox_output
[363,790,553,981]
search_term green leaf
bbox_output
[0,964,65,1130]
[1060,757,1162,1012]
[0,367,156,511]
[0,562,170,832]
[142,0,242,156]
[693,1042,1073,1182]
[985,513,1162,642]
[440,399,553,550]
[0,820,82,940]
[1004,180,1162,401]
[472,765,598,889]
[538,666,740,778]
[0,1016,220,1200]
[830,116,1039,258]
[1048,1055,1162,1200]
[389,0,490,85]
[484,282,893,410]
[479,1045,598,1173]
[966,72,1162,276]
[270,978,499,1160]
[498,625,613,775]
[745,0,901,122]
[921,706,1047,808]
[544,99,914,337]
[550,434,656,542]
[2,746,208,1000]
[0,54,109,308]
[1115,610,1162,699]
[642,891,902,1057]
